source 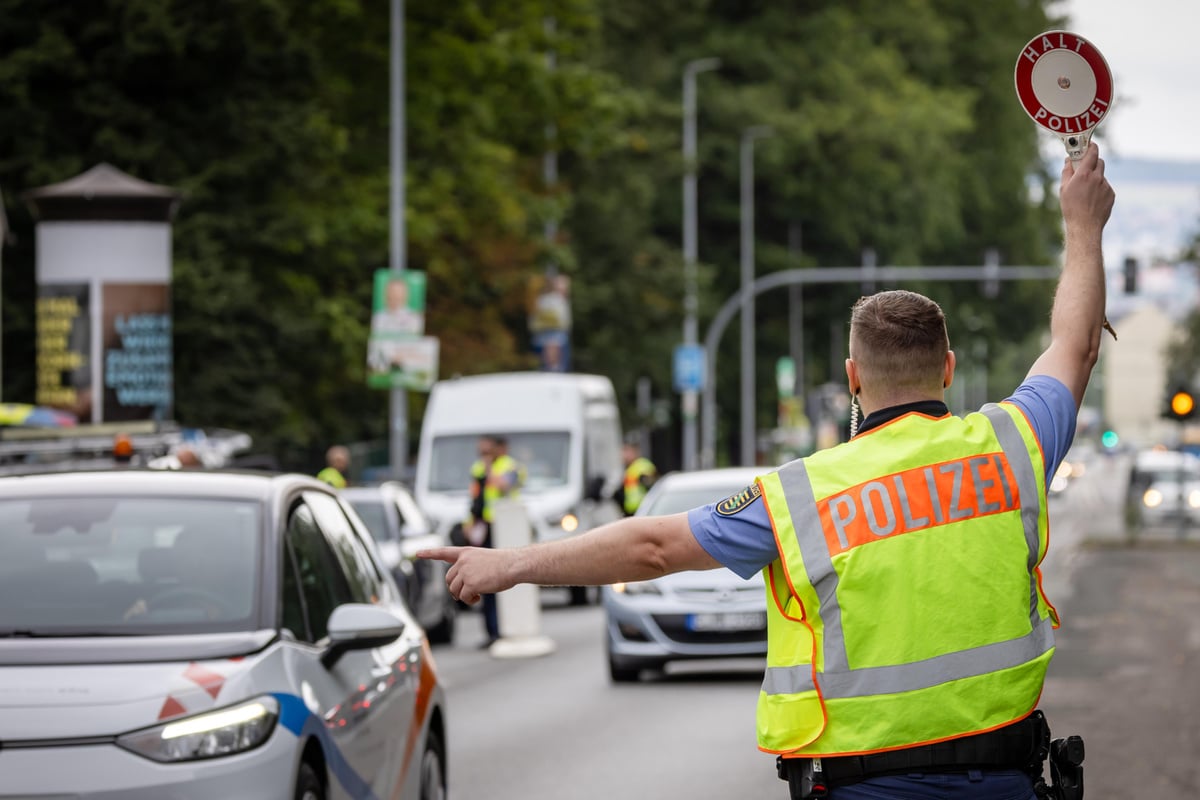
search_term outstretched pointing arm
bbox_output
[417,513,721,605]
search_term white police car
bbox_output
[0,470,446,799]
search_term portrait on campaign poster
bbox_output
[371,269,426,337]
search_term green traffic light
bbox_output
[1101,430,1119,449]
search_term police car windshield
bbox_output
[428,432,570,493]
[0,496,261,636]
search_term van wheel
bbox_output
[295,762,325,800]
[568,586,592,606]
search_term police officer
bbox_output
[420,143,1114,798]
[464,434,525,647]
[615,440,657,516]
[316,445,350,489]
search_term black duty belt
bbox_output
[779,713,1044,787]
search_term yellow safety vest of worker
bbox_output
[622,456,657,515]
[316,467,347,489]
[467,454,524,525]
[755,403,1057,757]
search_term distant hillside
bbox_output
[1051,155,1200,264]
[1106,157,1200,185]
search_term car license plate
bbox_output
[687,612,765,632]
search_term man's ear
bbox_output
[943,350,956,389]
[845,358,860,396]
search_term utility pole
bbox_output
[680,57,719,472]
[389,0,407,476]
[739,125,772,466]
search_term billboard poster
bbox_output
[101,283,172,422]
[367,335,439,392]
[371,269,426,337]
[36,283,92,420]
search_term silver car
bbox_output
[0,470,446,799]
[343,482,457,645]
[1128,448,1200,528]
[602,467,768,682]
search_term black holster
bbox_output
[777,756,828,799]
[1027,710,1085,800]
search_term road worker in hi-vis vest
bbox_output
[464,434,525,647]
[420,143,1115,799]
[617,441,657,516]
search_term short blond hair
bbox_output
[849,290,948,394]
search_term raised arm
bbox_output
[1026,142,1116,408]
[417,513,721,605]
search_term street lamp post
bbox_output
[681,57,719,472]
[739,125,772,466]
[389,0,408,477]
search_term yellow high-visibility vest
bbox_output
[756,403,1057,757]
[623,457,656,514]
[468,454,524,524]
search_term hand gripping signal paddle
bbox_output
[1015,30,1118,340]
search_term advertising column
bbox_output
[25,164,180,423]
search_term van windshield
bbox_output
[429,432,571,493]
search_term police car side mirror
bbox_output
[321,603,406,668]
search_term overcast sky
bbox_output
[1056,0,1200,162]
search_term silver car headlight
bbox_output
[553,513,580,533]
[117,696,279,762]
[611,580,662,596]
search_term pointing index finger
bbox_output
[415,547,463,564]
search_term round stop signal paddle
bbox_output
[1014,30,1114,162]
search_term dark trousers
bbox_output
[482,592,499,641]
[481,522,499,641]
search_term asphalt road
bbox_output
[1039,450,1200,799]
[433,592,782,799]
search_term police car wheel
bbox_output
[420,730,447,800]
[295,761,325,800]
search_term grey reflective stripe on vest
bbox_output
[775,460,852,674]
[763,615,1055,697]
[763,410,1050,698]
[981,403,1044,630]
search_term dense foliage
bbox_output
[0,0,1064,471]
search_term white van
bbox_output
[414,372,625,603]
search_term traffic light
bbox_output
[1165,386,1197,421]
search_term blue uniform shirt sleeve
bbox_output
[1003,374,1078,482]
[687,492,779,580]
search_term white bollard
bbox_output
[488,498,556,658]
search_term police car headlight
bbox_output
[612,580,662,596]
[557,513,579,533]
[117,696,278,762]
[1143,488,1164,508]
